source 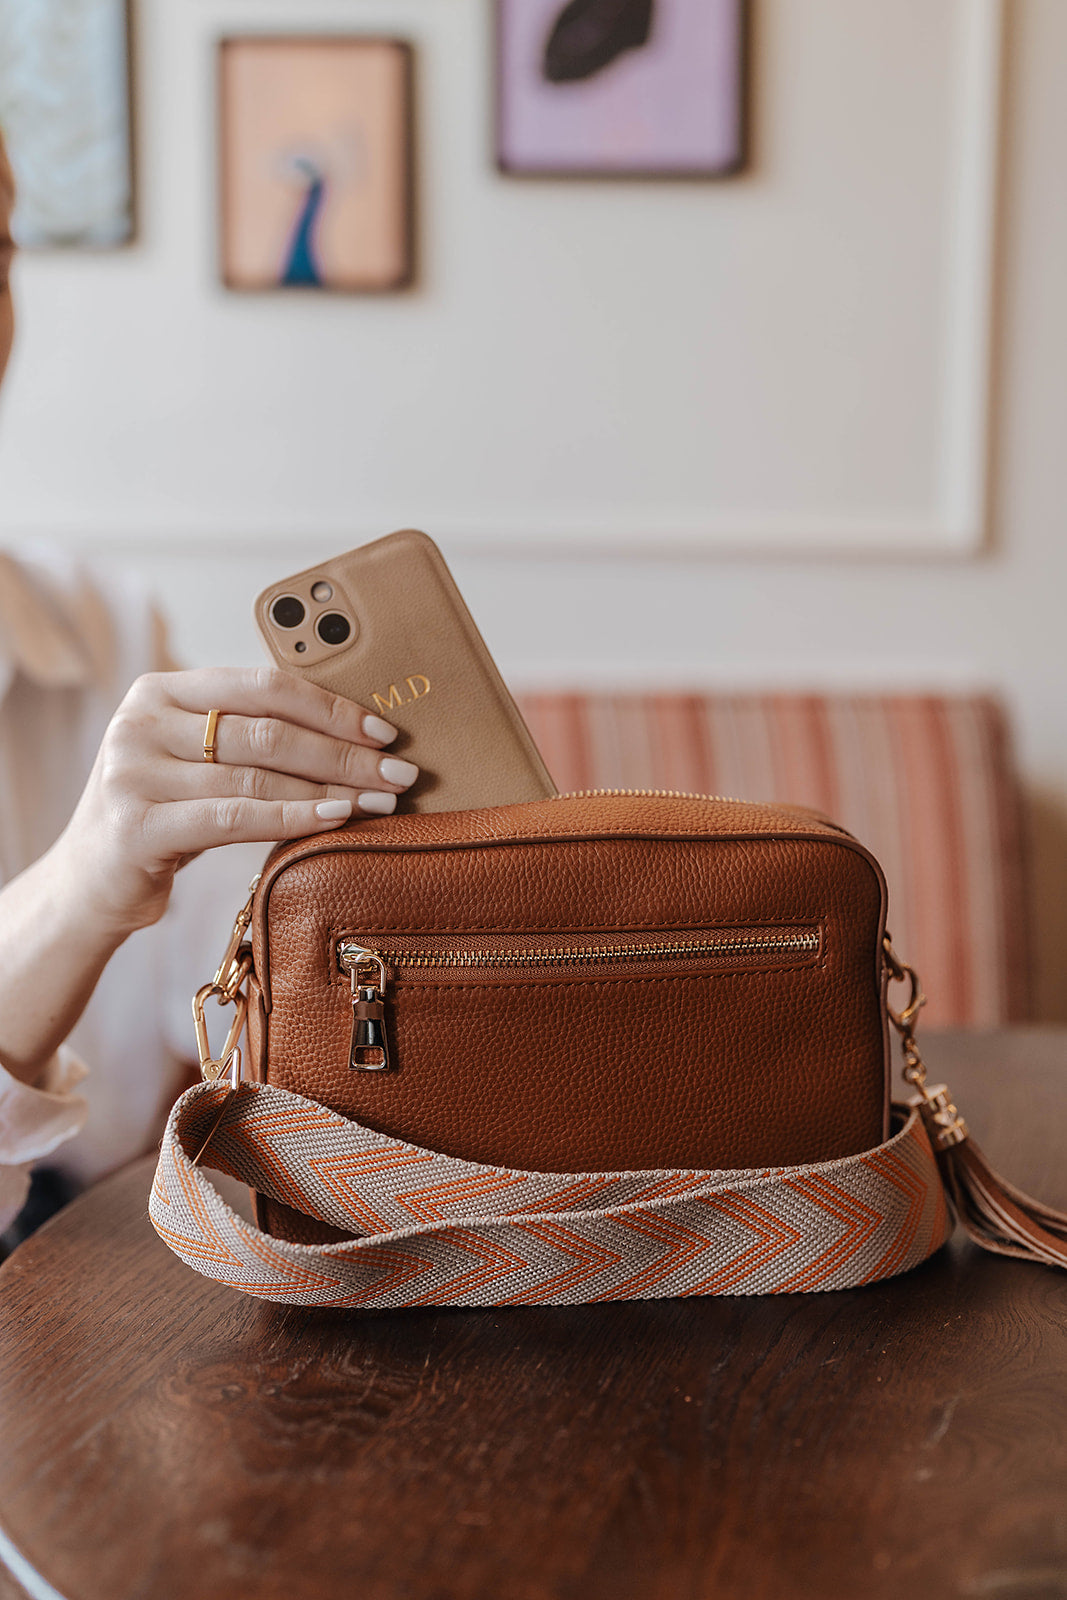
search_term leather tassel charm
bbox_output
[885,937,1067,1273]
[913,1087,1067,1268]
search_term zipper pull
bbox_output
[340,945,390,1071]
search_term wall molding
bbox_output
[3,512,999,563]
[937,0,1003,555]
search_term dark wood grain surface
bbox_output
[1,1029,1066,1600]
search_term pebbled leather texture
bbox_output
[250,794,890,1244]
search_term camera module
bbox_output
[271,595,305,629]
[316,612,352,647]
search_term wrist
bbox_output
[41,832,145,952]
[0,842,132,1086]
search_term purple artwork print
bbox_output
[497,0,745,176]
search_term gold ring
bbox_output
[203,708,222,764]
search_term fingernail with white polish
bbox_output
[359,791,397,815]
[379,757,419,788]
[315,800,353,821]
[363,714,398,745]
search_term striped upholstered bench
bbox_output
[515,693,1029,1028]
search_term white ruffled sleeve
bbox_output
[0,1046,89,1234]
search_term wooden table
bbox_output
[1,1029,1065,1600]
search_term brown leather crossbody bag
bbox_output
[151,793,1067,1306]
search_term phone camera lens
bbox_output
[316,612,352,647]
[271,595,305,629]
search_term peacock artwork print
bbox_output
[219,37,413,294]
[280,156,328,288]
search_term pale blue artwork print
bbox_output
[0,0,133,247]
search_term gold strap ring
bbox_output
[203,708,222,764]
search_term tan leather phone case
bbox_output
[253,529,557,813]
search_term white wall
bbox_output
[0,0,997,552]
[1,0,1066,1014]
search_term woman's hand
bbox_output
[54,666,419,937]
[0,667,419,1084]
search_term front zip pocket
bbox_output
[338,925,821,1072]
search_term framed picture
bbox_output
[495,0,746,178]
[218,36,414,293]
[0,0,134,247]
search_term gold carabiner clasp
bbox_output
[883,934,930,1090]
[883,936,926,1034]
[882,937,968,1149]
[212,875,260,996]
[193,982,249,1082]
[186,877,262,1164]
[192,874,260,1079]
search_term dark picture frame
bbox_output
[495,0,747,180]
[218,35,416,293]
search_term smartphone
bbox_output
[252,529,557,813]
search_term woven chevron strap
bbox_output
[149,1079,953,1308]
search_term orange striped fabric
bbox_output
[516,693,1029,1027]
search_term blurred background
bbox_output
[0,0,1064,1019]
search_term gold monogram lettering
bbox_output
[371,674,431,714]
[371,684,406,714]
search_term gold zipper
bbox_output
[338,925,820,1072]
[341,929,817,972]
[560,787,741,802]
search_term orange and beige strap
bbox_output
[149,1079,954,1309]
